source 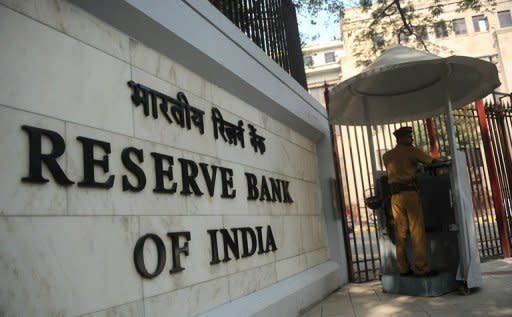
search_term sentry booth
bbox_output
[328,45,501,295]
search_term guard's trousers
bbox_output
[391,191,430,274]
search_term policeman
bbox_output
[382,126,437,277]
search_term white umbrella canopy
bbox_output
[328,45,500,125]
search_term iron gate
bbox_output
[333,92,512,282]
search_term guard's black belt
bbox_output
[389,183,417,194]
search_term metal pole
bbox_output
[476,99,511,257]
[445,96,458,160]
[363,98,378,183]
[426,118,440,159]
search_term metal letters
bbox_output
[248,124,266,154]
[135,225,277,279]
[133,233,166,279]
[20,80,292,280]
[127,81,205,135]
[21,125,74,186]
[128,80,267,154]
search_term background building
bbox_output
[302,40,344,106]
[341,0,512,92]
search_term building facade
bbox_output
[302,41,344,106]
[0,1,347,316]
[341,0,512,92]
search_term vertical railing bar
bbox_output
[371,125,383,276]
[336,125,356,282]
[422,118,431,155]
[481,101,508,255]
[282,1,292,71]
[478,105,503,254]
[247,0,256,44]
[236,0,242,29]
[464,106,490,257]
[361,124,378,279]
[228,0,235,28]
[269,0,280,66]
[243,0,249,40]
[342,125,363,281]
[411,120,419,148]
[272,0,281,65]
[277,1,288,70]
[488,107,506,254]
[265,0,275,62]
[468,104,492,257]
[494,110,512,255]
[385,124,393,153]
[493,109,512,248]
[281,0,291,72]
[378,125,385,169]
[433,116,443,156]
[496,110,512,212]
[241,0,248,34]
[261,0,270,56]
[223,0,230,24]
[271,0,282,67]
[411,120,418,146]
[255,0,264,50]
[260,0,269,54]
[479,113,502,255]
[375,125,384,171]
[474,104,497,255]
[504,101,512,247]
[412,120,423,150]
[351,125,370,281]
[438,115,448,157]
[251,0,261,47]
[489,109,509,237]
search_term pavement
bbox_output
[300,258,512,317]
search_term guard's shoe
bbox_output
[399,269,414,277]
[416,270,439,277]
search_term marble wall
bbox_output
[0,1,329,316]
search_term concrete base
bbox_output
[381,272,457,297]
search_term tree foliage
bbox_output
[296,0,497,65]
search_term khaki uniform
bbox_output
[383,144,433,274]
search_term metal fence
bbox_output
[209,0,307,88]
[485,93,512,251]
[334,92,512,282]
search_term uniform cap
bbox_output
[393,126,413,137]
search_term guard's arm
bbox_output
[413,147,434,165]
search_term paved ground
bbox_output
[300,258,512,317]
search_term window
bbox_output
[304,55,313,67]
[472,15,489,32]
[434,21,448,38]
[398,31,409,43]
[324,52,335,63]
[498,10,512,28]
[452,18,467,35]
[372,35,385,49]
[414,26,428,40]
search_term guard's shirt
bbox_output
[382,144,433,184]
